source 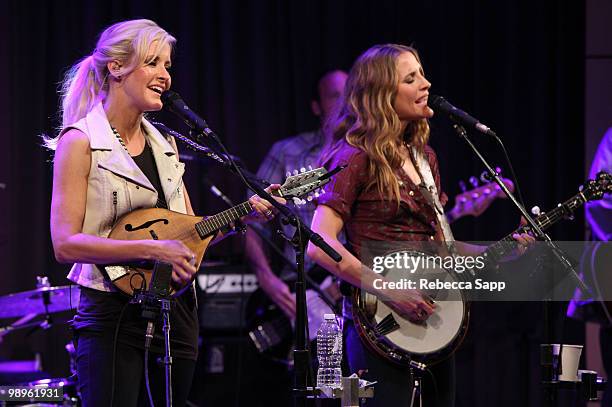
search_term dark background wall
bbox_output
[0,0,593,405]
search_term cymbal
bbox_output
[0,285,80,319]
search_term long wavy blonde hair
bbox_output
[323,44,430,205]
[45,19,175,149]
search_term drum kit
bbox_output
[0,277,81,406]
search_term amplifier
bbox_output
[197,274,258,294]
[196,261,258,330]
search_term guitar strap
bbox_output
[411,147,455,245]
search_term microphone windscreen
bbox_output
[428,94,445,110]
[161,90,181,105]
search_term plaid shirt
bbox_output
[317,141,448,259]
[250,130,325,277]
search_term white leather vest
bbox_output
[61,103,187,291]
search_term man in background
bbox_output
[245,70,348,318]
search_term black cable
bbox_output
[424,366,440,406]
[109,301,130,407]
[234,270,245,407]
[144,347,155,407]
[490,135,527,210]
[208,133,266,205]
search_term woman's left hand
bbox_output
[245,184,287,224]
[511,217,537,256]
[511,231,536,257]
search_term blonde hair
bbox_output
[45,19,175,149]
[323,44,430,205]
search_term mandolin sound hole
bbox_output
[125,218,169,231]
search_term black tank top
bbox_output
[132,141,168,209]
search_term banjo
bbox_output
[245,174,512,363]
[351,172,611,366]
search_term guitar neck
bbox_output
[194,201,253,237]
[445,209,459,224]
[483,191,588,263]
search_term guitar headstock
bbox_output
[280,166,331,203]
[580,171,612,201]
[451,173,515,219]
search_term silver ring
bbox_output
[265,210,273,217]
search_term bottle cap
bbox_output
[324,314,336,320]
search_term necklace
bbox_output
[111,126,129,152]
[111,125,166,209]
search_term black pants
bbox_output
[75,328,196,407]
[344,319,455,407]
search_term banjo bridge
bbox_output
[374,313,400,336]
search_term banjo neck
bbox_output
[482,190,588,264]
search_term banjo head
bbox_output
[353,249,471,365]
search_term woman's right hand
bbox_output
[381,289,435,323]
[153,240,197,287]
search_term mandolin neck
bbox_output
[194,200,253,238]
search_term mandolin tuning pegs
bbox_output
[286,171,292,178]
[308,165,313,171]
[300,167,306,173]
[293,169,299,176]
[531,206,541,216]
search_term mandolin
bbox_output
[103,167,334,296]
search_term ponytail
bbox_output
[44,19,175,151]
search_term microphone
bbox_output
[428,95,496,137]
[161,90,215,137]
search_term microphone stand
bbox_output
[452,124,588,292]
[183,127,342,407]
[203,176,339,312]
[156,120,339,305]
[452,124,591,407]
[131,262,174,407]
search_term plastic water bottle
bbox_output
[316,313,342,388]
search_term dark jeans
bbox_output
[75,328,196,407]
[344,319,455,407]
